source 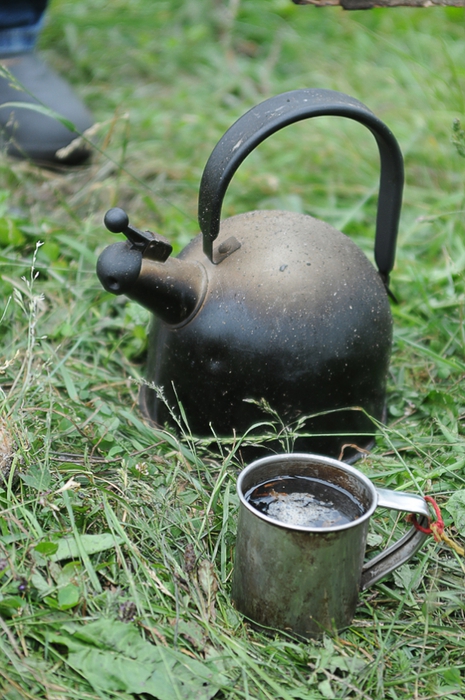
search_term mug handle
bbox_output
[360,488,431,590]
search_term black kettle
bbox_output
[97,88,404,460]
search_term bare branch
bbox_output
[293,0,463,8]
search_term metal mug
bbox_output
[231,453,430,638]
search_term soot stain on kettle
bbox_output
[133,209,393,459]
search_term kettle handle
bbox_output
[198,88,404,282]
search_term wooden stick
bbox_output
[293,0,463,8]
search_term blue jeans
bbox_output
[0,1,48,55]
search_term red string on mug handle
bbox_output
[407,495,464,556]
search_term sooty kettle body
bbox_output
[96,89,404,460]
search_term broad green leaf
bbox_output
[34,541,59,557]
[0,596,26,617]
[58,584,80,610]
[366,532,383,547]
[177,620,206,649]
[19,465,51,491]
[58,561,83,586]
[441,667,462,687]
[50,534,123,562]
[327,655,365,674]
[393,564,420,591]
[59,365,79,402]
[0,218,25,246]
[31,571,54,597]
[45,618,228,699]
[318,679,335,699]
[444,491,465,536]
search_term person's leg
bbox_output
[0,0,94,167]
[0,1,48,56]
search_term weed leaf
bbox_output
[50,533,123,562]
[444,491,465,536]
[20,464,51,491]
[57,583,80,610]
[318,679,335,699]
[34,541,59,557]
[46,619,227,699]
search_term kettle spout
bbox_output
[97,209,206,326]
[97,241,143,295]
[128,254,207,325]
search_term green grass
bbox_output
[1,0,465,697]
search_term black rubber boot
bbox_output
[0,52,94,167]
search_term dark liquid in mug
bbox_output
[245,475,363,528]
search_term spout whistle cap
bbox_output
[97,241,142,295]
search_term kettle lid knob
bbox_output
[104,207,131,234]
